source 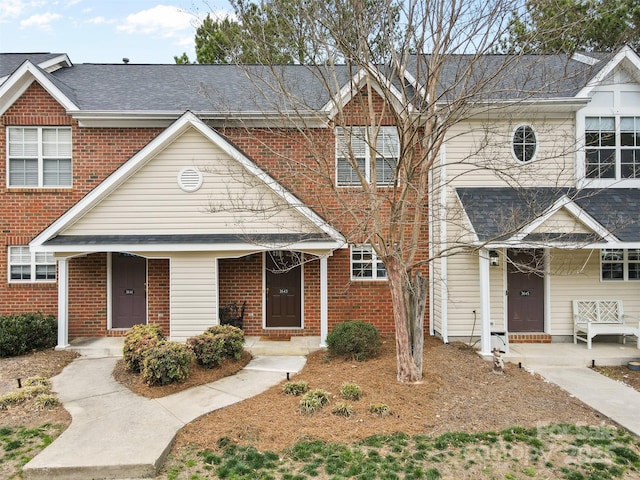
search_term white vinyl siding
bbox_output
[336,127,398,186]
[7,127,72,187]
[8,246,56,282]
[64,128,321,236]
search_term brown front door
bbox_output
[112,253,147,329]
[507,249,544,332]
[265,252,302,328]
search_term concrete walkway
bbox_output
[22,354,307,480]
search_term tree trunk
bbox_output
[409,271,427,375]
[385,256,423,383]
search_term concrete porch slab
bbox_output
[504,341,640,368]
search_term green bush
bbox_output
[188,325,244,368]
[339,382,363,401]
[283,381,309,396]
[0,313,57,358]
[299,389,330,414]
[204,325,244,359]
[326,321,381,361]
[123,324,165,373]
[332,402,354,417]
[142,341,193,386]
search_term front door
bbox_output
[112,253,147,329]
[507,249,544,332]
[265,252,302,328]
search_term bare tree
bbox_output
[193,0,603,382]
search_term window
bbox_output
[7,127,72,187]
[8,246,56,282]
[585,116,640,179]
[351,245,387,280]
[601,249,640,281]
[336,127,399,186]
[512,125,536,162]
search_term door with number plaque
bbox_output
[507,249,544,332]
[265,252,302,328]
[112,253,147,329]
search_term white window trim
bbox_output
[511,124,537,163]
[6,126,72,188]
[335,126,399,187]
[600,248,640,282]
[8,246,56,283]
[350,244,387,281]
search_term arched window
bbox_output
[512,125,536,163]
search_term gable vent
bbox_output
[177,167,203,192]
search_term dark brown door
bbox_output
[266,252,302,328]
[112,253,147,329]
[507,249,544,332]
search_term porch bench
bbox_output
[219,301,246,329]
[573,300,640,349]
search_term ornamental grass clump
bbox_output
[299,389,330,414]
[331,402,354,417]
[142,341,193,386]
[326,321,381,361]
[123,324,165,373]
[283,380,309,396]
[340,382,363,401]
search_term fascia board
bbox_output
[0,61,77,116]
[39,54,72,72]
[577,45,640,98]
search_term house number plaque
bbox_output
[520,290,530,297]
[279,288,289,294]
[125,289,134,295]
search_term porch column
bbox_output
[56,258,70,350]
[320,256,328,347]
[478,248,491,356]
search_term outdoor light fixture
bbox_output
[489,250,500,267]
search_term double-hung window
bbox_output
[336,126,399,186]
[7,127,72,187]
[601,249,640,281]
[585,116,640,180]
[8,246,56,282]
[351,245,387,280]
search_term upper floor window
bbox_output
[351,244,387,280]
[8,246,56,282]
[7,127,72,188]
[512,125,536,162]
[585,116,640,179]
[601,248,640,281]
[336,126,399,187]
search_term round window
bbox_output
[512,125,536,163]
[177,167,203,192]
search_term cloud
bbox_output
[0,0,28,21]
[20,12,62,29]
[117,4,195,39]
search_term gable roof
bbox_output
[0,52,71,80]
[456,187,640,247]
[31,111,345,252]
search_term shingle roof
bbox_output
[456,187,640,243]
[0,53,66,77]
[43,233,333,246]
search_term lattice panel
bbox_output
[598,301,620,323]
[575,300,621,323]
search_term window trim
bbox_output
[600,248,640,282]
[8,246,57,283]
[335,126,399,187]
[350,244,387,281]
[511,124,537,163]
[7,126,72,188]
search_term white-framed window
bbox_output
[336,126,399,186]
[512,125,537,163]
[351,244,387,280]
[601,248,640,281]
[7,126,72,187]
[585,116,640,179]
[8,246,56,282]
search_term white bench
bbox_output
[573,300,640,349]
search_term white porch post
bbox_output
[479,248,491,356]
[56,258,70,350]
[320,256,328,347]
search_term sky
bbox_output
[0,0,233,64]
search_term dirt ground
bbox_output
[2,339,639,454]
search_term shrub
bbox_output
[283,381,309,396]
[326,321,381,361]
[142,341,193,386]
[299,389,330,414]
[0,313,57,358]
[204,325,244,360]
[332,403,354,417]
[339,382,363,401]
[123,324,165,373]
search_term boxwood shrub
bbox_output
[188,325,244,368]
[141,341,193,386]
[326,320,381,361]
[0,313,57,358]
[123,324,165,372]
